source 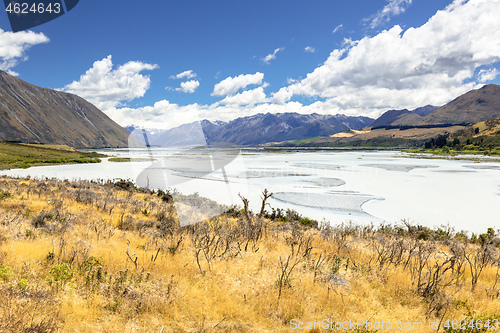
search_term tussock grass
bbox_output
[0,176,500,332]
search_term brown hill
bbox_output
[368,105,438,128]
[0,70,133,148]
[412,84,500,125]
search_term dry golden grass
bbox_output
[0,176,500,332]
[20,144,78,152]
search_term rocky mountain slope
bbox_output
[0,70,132,148]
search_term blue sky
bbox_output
[1,0,499,129]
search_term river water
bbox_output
[2,148,499,233]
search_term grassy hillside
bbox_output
[277,126,466,149]
[405,119,500,157]
[0,142,103,170]
[1,177,500,332]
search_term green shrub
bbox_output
[463,144,477,151]
[444,300,500,332]
[0,190,11,200]
[80,257,106,292]
[17,278,28,290]
[0,265,12,282]
[299,217,318,228]
[330,255,342,275]
[47,263,74,288]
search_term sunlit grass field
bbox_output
[0,176,500,332]
[0,142,103,170]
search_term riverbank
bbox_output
[0,142,104,170]
[0,176,499,332]
[399,150,500,162]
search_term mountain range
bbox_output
[1,67,499,149]
[0,70,132,148]
[131,113,374,147]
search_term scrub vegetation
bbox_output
[0,176,500,332]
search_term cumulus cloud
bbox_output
[108,100,206,130]
[219,87,268,106]
[262,47,284,64]
[176,80,200,93]
[367,0,413,29]
[212,72,264,96]
[63,55,158,110]
[277,0,500,116]
[0,29,49,75]
[478,68,499,83]
[171,70,197,80]
[305,46,316,53]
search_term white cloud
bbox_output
[176,80,200,93]
[305,46,316,53]
[0,29,49,75]
[271,86,294,105]
[478,68,499,83]
[171,70,197,80]
[278,0,500,116]
[262,47,284,64]
[212,72,264,96]
[332,24,343,34]
[108,100,205,130]
[63,55,158,110]
[219,87,267,106]
[367,0,413,29]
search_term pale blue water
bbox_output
[2,148,499,233]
